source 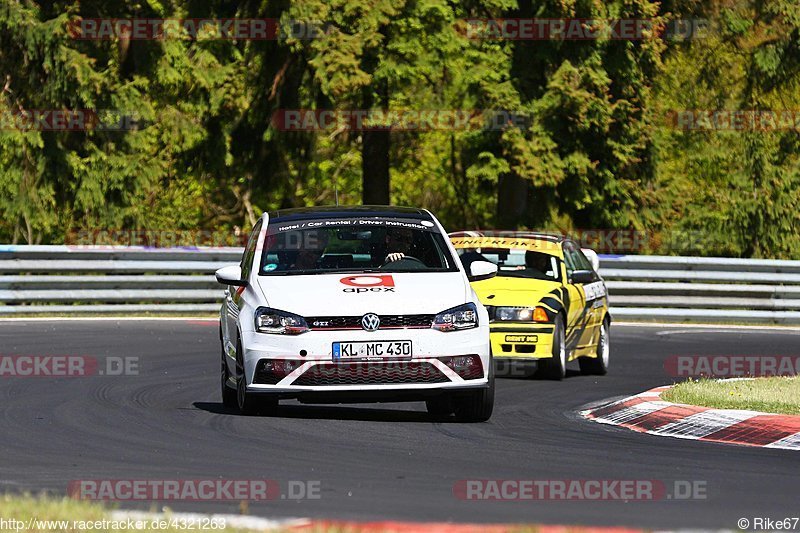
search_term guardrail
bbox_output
[601,255,800,323]
[1,245,799,324]
[0,245,235,316]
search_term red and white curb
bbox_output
[581,385,800,450]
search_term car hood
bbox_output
[255,272,469,316]
[471,276,563,306]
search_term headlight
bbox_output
[495,306,549,322]
[254,307,309,335]
[432,303,479,332]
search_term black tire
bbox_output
[235,340,278,415]
[538,315,566,380]
[221,346,237,409]
[426,396,454,417]
[579,317,610,376]
[454,357,495,422]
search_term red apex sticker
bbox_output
[340,275,395,287]
[340,275,395,292]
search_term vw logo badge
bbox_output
[361,313,381,332]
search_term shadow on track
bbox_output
[192,401,472,423]
[494,366,583,379]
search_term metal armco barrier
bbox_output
[1,245,799,324]
[600,255,800,324]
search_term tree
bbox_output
[493,0,665,232]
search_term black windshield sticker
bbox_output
[270,218,433,234]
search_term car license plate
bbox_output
[505,334,538,343]
[333,340,412,360]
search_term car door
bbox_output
[224,219,262,352]
[562,241,591,352]
[572,246,604,348]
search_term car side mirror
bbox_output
[581,248,600,272]
[215,265,247,287]
[569,269,595,285]
[468,260,498,282]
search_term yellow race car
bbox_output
[450,231,610,379]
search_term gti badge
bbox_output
[361,313,381,332]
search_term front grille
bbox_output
[500,343,536,354]
[306,314,434,330]
[292,361,449,386]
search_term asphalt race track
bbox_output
[1,320,799,529]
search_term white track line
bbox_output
[615,321,800,332]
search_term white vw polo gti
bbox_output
[215,206,497,421]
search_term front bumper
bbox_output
[239,327,490,394]
[489,323,555,359]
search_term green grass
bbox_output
[662,377,800,415]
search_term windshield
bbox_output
[259,217,459,275]
[457,248,561,282]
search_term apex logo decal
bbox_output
[340,275,395,287]
[340,275,396,293]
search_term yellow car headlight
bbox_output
[495,306,549,322]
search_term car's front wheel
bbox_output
[221,346,237,409]
[453,359,495,422]
[538,315,566,380]
[579,317,610,375]
[235,340,278,416]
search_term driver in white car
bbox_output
[293,230,329,270]
[384,227,415,263]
